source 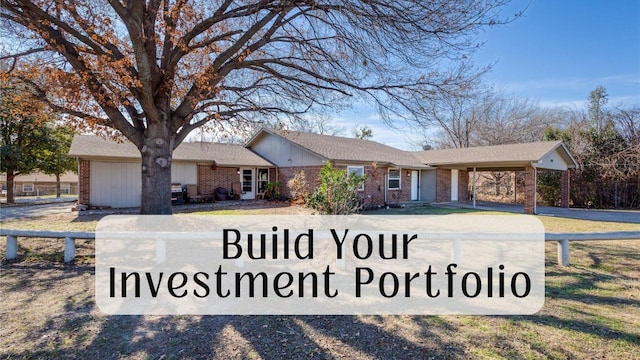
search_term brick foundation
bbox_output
[524,166,536,214]
[79,160,90,204]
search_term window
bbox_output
[61,183,71,194]
[347,166,365,191]
[388,169,401,189]
[22,183,34,193]
[257,168,269,193]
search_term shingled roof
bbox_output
[69,135,274,167]
[411,141,578,169]
[247,128,429,168]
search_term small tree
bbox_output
[307,162,366,215]
[0,87,51,203]
[39,125,77,198]
[287,170,309,204]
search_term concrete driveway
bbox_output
[448,201,640,223]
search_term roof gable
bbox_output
[247,128,428,168]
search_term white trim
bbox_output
[22,183,34,193]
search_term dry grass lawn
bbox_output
[1,204,639,359]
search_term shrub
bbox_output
[287,170,309,203]
[264,181,282,200]
[307,162,366,214]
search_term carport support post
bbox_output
[6,235,18,260]
[561,170,570,208]
[472,167,477,208]
[64,237,75,263]
[524,166,537,214]
[558,239,570,266]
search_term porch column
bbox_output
[78,159,90,204]
[560,170,570,208]
[524,166,537,214]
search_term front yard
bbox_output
[1,203,639,359]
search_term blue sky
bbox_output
[334,0,640,150]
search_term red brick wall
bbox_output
[285,164,412,206]
[198,166,239,195]
[277,166,323,198]
[383,168,412,205]
[435,168,451,202]
[79,159,90,204]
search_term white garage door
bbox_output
[90,161,141,208]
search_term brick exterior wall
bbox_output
[382,167,412,205]
[433,168,469,203]
[560,170,570,208]
[198,166,240,195]
[524,166,536,214]
[435,168,451,202]
[79,159,90,204]
[276,164,413,206]
[277,166,323,199]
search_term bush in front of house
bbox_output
[307,162,366,215]
[287,170,309,204]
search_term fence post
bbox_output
[64,237,76,263]
[6,235,18,260]
[557,239,570,266]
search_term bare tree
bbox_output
[1,0,517,213]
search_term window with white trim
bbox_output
[22,183,34,193]
[61,183,71,194]
[347,166,365,191]
[388,168,401,189]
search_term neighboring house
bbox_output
[68,130,578,214]
[68,135,275,208]
[0,171,78,196]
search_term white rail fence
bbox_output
[545,231,640,266]
[1,229,639,266]
[1,229,94,263]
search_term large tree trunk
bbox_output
[139,129,174,214]
[55,173,61,198]
[6,172,15,204]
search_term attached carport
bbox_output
[412,141,579,214]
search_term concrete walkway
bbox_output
[444,201,640,223]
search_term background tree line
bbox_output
[418,85,639,209]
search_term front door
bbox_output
[411,170,419,201]
[240,168,254,199]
